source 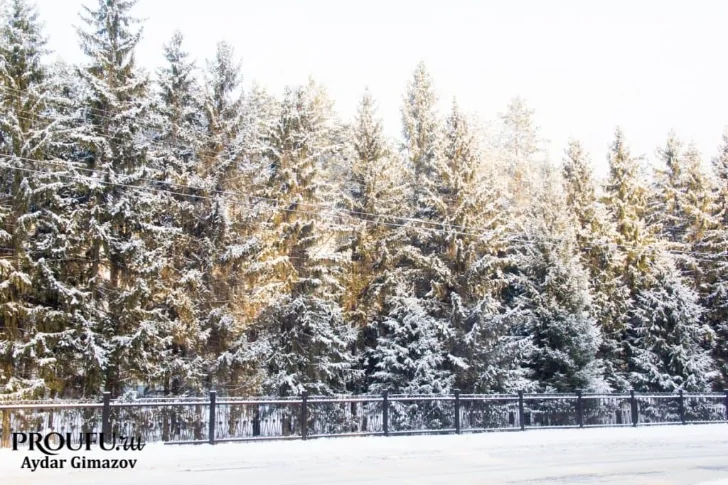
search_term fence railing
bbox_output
[1,389,727,447]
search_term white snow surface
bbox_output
[1,424,728,485]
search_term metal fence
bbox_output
[1,390,726,447]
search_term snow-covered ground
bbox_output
[1,425,728,485]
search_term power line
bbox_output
[0,84,156,128]
[0,157,488,238]
[0,97,485,234]
[2,160,725,266]
[0,159,721,259]
[1,86,726,258]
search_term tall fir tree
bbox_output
[340,89,416,392]
[562,140,630,390]
[0,0,78,397]
[200,40,245,191]
[401,61,442,221]
[681,145,713,251]
[498,97,546,210]
[438,99,516,392]
[652,132,687,243]
[516,167,608,392]
[195,40,258,392]
[73,0,172,396]
[651,134,713,282]
[146,31,208,395]
[236,79,356,396]
[341,89,406,328]
[153,30,205,184]
[603,129,652,289]
[364,64,456,395]
[604,129,715,392]
[652,135,714,339]
[677,144,714,286]
[702,133,728,389]
[439,100,486,288]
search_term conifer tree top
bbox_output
[77,0,142,77]
[0,0,47,85]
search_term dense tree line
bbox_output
[0,0,725,399]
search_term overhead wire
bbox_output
[3,159,725,269]
[0,94,485,234]
[0,157,489,238]
[1,85,726,260]
[3,84,703,243]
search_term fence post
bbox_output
[101,392,111,444]
[382,391,389,437]
[678,389,685,425]
[724,390,728,423]
[518,391,525,431]
[208,391,216,445]
[576,389,583,428]
[301,391,308,441]
[454,389,461,435]
[253,404,261,437]
[0,408,8,448]
[630,390,638,427]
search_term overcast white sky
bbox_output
[33,0,728,177]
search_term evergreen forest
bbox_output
[1,0,726,399]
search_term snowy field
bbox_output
[1,425,728,485]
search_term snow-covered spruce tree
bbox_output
[0,0,78,398]
[651,134,713,285]
[146,31,209,395]
[473,100,550,393]
[0,0,46,397]
[514,166,608,393]
[603,128,715,392]
[439,99,483,355]
[601,129,658,390]
[701,132,728,389]
[602,128,653,291]
[0,0,111,399]
[363,64,456,396]
[365,295,454,395]
[251,79,346,302]
[651,136,716,384]
[627,254,715,392]
[437,99,517,393]
[652,132,688,243]
[199,40,245,191]
[74,0,174,397]
[401,61,442,221]
[0,0,48,161]
[680,145,713,256]
[440,100,492,290]
[227,82,281,325]
[237,296,356,396]
[497,97,547,211]
[152,30,205,185]
[234,79,356,396]
[459,302,535,393]
[335,89,412,393]
[362,261,460,396]
[396,62,450,312]
[340,89,407,324]
[192,41,266,393]
[562,140,630,390]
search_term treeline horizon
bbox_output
[0,0,726,400]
